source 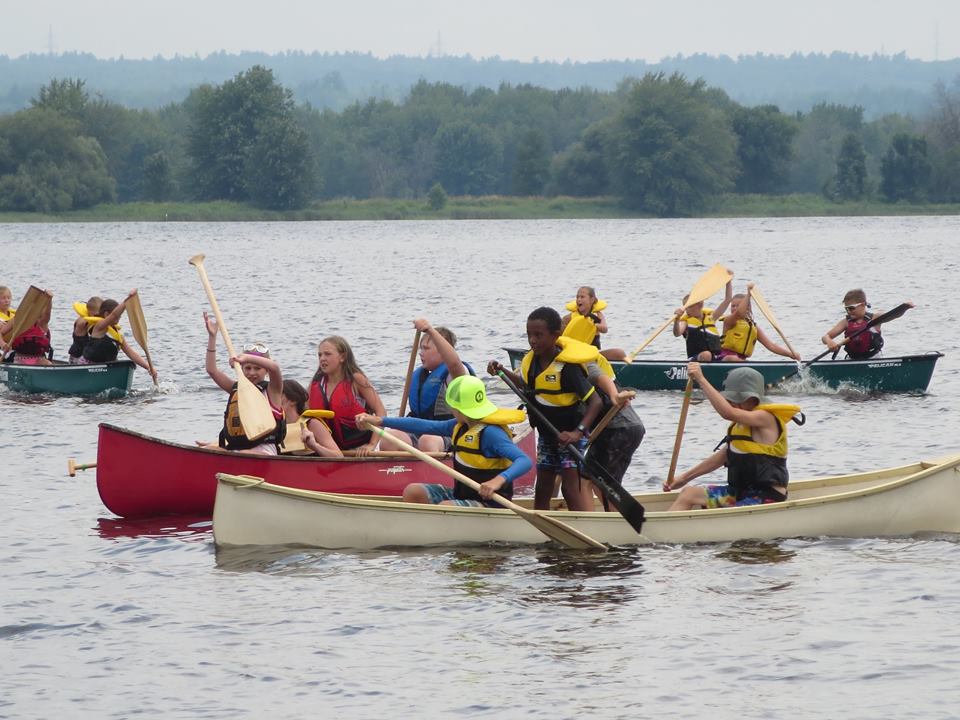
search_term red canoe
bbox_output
[95,422,538,519]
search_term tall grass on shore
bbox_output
[1,194,958,223]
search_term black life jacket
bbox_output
[218,381,286,451]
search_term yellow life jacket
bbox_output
[451,408,525,482]
[726,404,802,458]
[563,298,607,345]
[0,307,15,323]
[721,317,758,357]
[83,316,124,345]
[684,307,719,334]
[520,337,597,408]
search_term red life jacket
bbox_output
[844,313,884,359]
[309,377,371,449]
[12,324,51,357]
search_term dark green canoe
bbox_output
[504,348,942,394]
[0,360,136,396]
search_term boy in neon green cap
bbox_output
[356,375,532,507]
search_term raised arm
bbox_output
[93,290,135,336]
[714,278,735,318]
[203,312,233,391]
[413,317,467,378]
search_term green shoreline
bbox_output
[2,194,958,223]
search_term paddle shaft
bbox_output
[67,459,96,476]
[495,370,645,532]
[749,287,799,359]
[587,390,636,447]
[666,378,694,485]
[363,423,606,550]
[398,329,421,416]
[190,256,240,360]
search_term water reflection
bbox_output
[715,539,796,565]
[95,515,211,540]
[514,546,646,609]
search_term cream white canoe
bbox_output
[213,455,960,549]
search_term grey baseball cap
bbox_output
[721,367,765,403]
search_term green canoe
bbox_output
[504,349,942,394]
[0,360,136,396]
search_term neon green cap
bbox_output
[445,375,497,420]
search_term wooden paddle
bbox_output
[1,286,51,347]
[587,390,636,447]
[124,292,159,389]
[363,422,607,551]
[398,329,421,416]
[666,378,694,487]
[189,254,276,441]
[495,370,646,533]
[67,458,96,476]
[805,302,913,368]
[749,286,799,359]
[625,263,733,362]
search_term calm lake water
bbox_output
[2,217,960,719]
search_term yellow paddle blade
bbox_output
[686,263,733,307]
[3,286,50,345]
[125,293,149,349]
[749,286,798,358]
[235,372,278,441]
[625,264,732,362]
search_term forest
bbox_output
[1,62,958,216]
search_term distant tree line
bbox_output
[3,50,958,119]
[1,67,959,215]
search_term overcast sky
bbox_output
[3,0,958,62]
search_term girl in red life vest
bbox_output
[10,290,53,366]
[308,335,393,455]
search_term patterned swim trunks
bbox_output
[422,483,485,507]
[536,435,588,471]
[705,485,785,508]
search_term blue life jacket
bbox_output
[408,362,475,419]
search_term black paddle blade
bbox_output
[582,458,646,532]
[495,369,646,533]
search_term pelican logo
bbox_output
[378,465,412,475]
[664,366,687,381]
[545,373,558,382]
[464,433,476,443]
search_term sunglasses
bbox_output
[843,303,864,312]
[242,341,270,355]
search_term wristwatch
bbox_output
[576,423,589,437]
